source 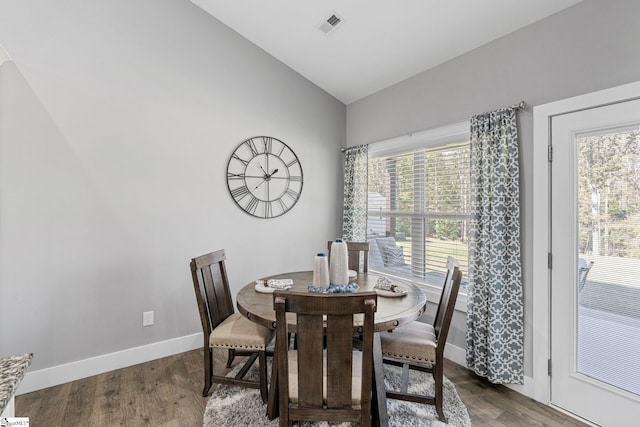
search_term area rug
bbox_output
[203,360,471,427]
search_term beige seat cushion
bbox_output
[287,350,363,406]
[209,312,273,350]
[380,321,437,365]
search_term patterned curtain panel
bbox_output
[342,145,368,242]
[465,107,524,384]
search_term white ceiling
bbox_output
[191,0,582,105]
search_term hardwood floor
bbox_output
[16,349,207,427]
[16,349,589,426]
[444,360,589,427]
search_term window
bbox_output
[366,122,470,294]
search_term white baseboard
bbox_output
[444,343,537,401]
[1,396,15,417]
[444,342,467,366]
[504,374,537,400]
[16,333,203,395]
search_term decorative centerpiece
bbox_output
[307,283,358,294]
[374,276,398,292]
[312,253,330,287]
[329,238,349,285]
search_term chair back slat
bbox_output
[296,313,324,407]
[435,266,462,357]
[326,314,354,408]
[327,241,370,273]
[274,292,377,424]
[190,250,235,335]
[433,256,459,338]
[209,260,235,325]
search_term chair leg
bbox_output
[279,405,289,427]
[434,362,446,423]
[203,346,213,397]
[361,401,372,427]
[205,346,270,402]
[259,350,268,403]
[226,348,236,368]
[400,363,410,393]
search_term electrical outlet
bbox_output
[143,311,154,327]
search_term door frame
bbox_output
[532,80,640,408]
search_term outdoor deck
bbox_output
[577,255,640,397]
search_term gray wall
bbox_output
[347,0,640,377]
[0,0,345,373]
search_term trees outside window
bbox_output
[578,129,640,258]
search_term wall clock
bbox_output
[226,136,303,218]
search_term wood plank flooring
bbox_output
[16,349,589,426]
[444,361,589,427]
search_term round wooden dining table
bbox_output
[236,270,428,427]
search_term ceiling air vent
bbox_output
[318,11,344,35]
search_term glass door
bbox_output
[550,98,640,426]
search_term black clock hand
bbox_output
[253,168,279,191]
[265,169,277,201]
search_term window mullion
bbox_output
[411,149,426,277]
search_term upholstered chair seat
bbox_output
[380,321,437,366]
[209,312,272,350]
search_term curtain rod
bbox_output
[341,100,527,152]
[511,100,527,110]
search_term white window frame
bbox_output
[367,120,470,312]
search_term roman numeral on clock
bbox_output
[262,137,272,153]
[245,139,259,157]
[285,188,300,200]
[245,196,260,214]
[231,153,249,166]
[227,172,245,180]
[231,185,250,200]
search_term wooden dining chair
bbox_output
[190,249,273,401]
[273,291,377,427]
[327,241,370,272]
[379,256,463,423]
